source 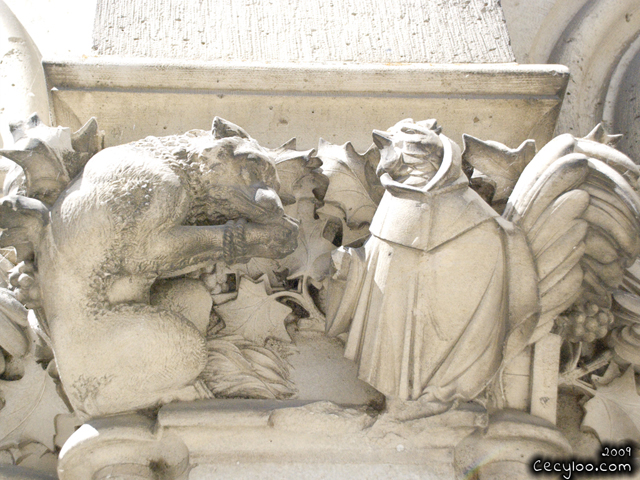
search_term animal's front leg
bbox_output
[242,215,299,260]
[150,225,225,275]
[151,218,298,273]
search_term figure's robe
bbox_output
[328,181,538,403]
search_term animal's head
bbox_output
[185,117,285,224]
[0,114,103,206]
[373,119,444,182]
[373,118,462,190]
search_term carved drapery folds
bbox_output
[0,114,639,479]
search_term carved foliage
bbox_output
[582,367,640,444]
[0,115,102,206]
[316,140,382,245]
[0,279,69,469]
[216,276,293,345]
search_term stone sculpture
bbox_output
[327,119,522,417]
[0,115,298,417]
[1,114,640,479]
[328,118,640,418]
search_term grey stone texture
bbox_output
[93,0,515,63]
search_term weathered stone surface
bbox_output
[44,59,569,151]
[0,0,49,146]
[3,111,640,478]
[530,333,562,423]
[502,0,640,168]
[158,399,484,480]
[3,0,95,59]
[4,2,640,477]
[93,0,515,63]
[611,44,640,168]
[58,414,190,480]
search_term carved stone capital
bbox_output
[58,415,189,480]
[454,410,572,480]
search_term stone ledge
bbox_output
[43,58,570,151]
[157,400,486,479]
[44,58,568,96]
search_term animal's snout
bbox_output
[253,186,284,222]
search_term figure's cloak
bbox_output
[327,139,539,402]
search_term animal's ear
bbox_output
[416,118,442,134]
[212,117,251,140]
[372,130,392,149]
[72,117,103,157]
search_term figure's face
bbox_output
[377,121,444,184]
[196,137,285,224]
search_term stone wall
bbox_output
[92,0,515,63]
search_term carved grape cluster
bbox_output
[556,302,615,343]
[7,262,40,309]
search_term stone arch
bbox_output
[504,0,640,159]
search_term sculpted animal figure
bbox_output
[0,115,298,417]
[327,119,640,419]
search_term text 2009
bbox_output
[602,446,633,457]
[530,444,635,479]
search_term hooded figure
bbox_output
[327,119,537,415]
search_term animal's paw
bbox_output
[8,261,41,310]
[245,216,299,259]
[0,196,48,260]
[270,215,299,255]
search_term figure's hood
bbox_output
[423,133,464,192]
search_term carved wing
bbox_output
[504,127,640,343]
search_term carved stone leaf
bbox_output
[202,334,296,400]
[278,199,335,281]
[462,135,536,202]
[0,359,70,450]
[272,139,327,205]
[233,258,284,290]
[316,139,382,229]
[217,276,292,345]
[582,367,640,444]
[317,207,371,247]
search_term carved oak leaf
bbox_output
[217,276,292,345]
[462,135,536,202]
[582,367,640,444]
[278,199,335,281]
[233,258,285,291]
[317,208,371,247]
[272,140,328,206]
[0,359,70,451]
[316,139,382,229]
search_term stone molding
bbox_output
[44,58,569,151]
